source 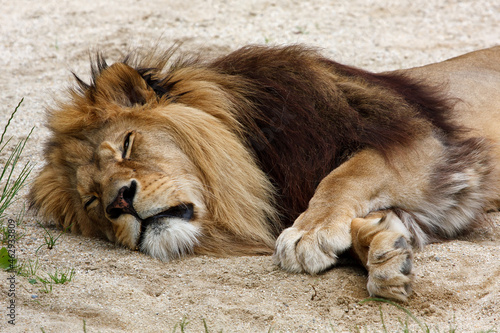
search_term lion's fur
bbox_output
[30,45,499,260]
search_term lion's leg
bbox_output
[274,134,453,275]
[274,131,496,282]
[351,211,414,301]
[275,139,426,274]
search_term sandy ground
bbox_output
[0,0,499,332]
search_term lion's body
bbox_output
[30,45,500,300]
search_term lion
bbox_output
[30,45,500,301]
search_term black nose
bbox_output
[106,180,138,219]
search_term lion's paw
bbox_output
[274,223,351,274]
[366,233,414,302]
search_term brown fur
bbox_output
[30,45,500,300]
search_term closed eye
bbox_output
[84,196,98,209]
[122,131,135,159]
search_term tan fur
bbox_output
[30,46,500,301]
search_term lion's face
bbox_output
[76,117,207,260]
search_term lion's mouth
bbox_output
[142,203,195,224]
[138,203,195,245]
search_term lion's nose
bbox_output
[106,180,139,219]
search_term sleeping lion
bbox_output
[30,45,500,301]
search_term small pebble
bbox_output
[31,295,38,299]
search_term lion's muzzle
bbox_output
[105,179,198,256]
[106,180,139,219]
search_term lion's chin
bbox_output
[138,218,201,261]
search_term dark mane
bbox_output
[206,45,456,225]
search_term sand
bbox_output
[0,0,499,331]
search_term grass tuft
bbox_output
[35,223,72,253]
[0,98,34,222]
[172,316,190,333]
[16,258,40,277]
[0,98,33,269]
[39,267,76,285]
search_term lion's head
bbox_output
[30,54,280,260]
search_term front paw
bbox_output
[366,233,414,302]
[273,221,351,274]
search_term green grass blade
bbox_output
[0,126,34,218]
[0,98,23,147]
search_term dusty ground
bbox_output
[1,0,499,332]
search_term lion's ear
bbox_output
[83,62,157,107]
